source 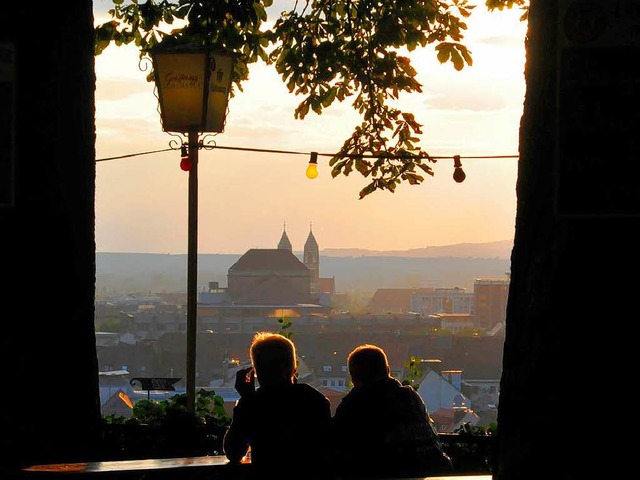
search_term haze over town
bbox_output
[93,2,526,255]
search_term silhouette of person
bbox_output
[331,344,453,478]
[223,331,332,478]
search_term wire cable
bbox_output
[96,144,518,162]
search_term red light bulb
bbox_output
[452,154,465,183]
[180,156,192,171]
[453,167,466,183]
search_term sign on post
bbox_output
[130,377,182,397]
[557,0,640,216]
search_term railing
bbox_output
[99,424,495,474]
[439,433,495,474]
[100,422,228,460]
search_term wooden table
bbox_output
[20,456,492,480]
[20,456,244,479]
[22,455,231,474]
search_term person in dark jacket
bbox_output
[331,344,453,479]
[223,331,332,479]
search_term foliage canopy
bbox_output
[95,0,527,198]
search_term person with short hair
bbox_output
[223,331,331,478]
[331,344,453,478]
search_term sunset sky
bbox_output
[93,1,527,254]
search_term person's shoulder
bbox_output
[390,378,419,394]
[396,382,424,400]
[399,382,420,394]
[294,383,330,402]
[295,382,325,395]
[383,379,425,407]
[377,376,410,394]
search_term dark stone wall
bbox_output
[0,0,100,469]
[496,1,638,478]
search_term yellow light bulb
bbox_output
[306,151,319,179]
[306,162,318,179]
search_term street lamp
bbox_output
[150,43,234,414]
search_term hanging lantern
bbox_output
[150,44,234,133]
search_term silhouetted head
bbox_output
[347,344,391,388]
[250,331,297,386]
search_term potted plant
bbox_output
[101,388,231,460]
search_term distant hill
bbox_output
[321,239,513,259]
[96,240,513,297]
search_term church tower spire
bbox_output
[277,222,292,251]
[304,222,319,294]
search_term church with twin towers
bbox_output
[210,224,334,309]
[277,223,320,294]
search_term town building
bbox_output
[410,287,474,315]
[473,278,509,330]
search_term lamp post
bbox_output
[150,44,234,414]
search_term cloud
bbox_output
[423,80,517,112]
[96,78,154,101]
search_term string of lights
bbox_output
[96,145,519,162]
[96,144,519,183]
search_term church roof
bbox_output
[304,229,318,250]
[278,228,292,251]
[229,249,308,273]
